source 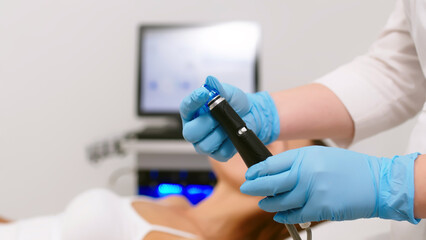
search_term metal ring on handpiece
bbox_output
[208,96,225,110]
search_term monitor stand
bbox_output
[127,116,184,140]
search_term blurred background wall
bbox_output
[0,0,407,232]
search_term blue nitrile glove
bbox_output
[240,146,421,224]
[179,76,280,162]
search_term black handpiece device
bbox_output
[207,94,272,167]
[205,86,303,240]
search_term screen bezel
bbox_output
[136,23,260,117]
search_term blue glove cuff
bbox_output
[378,152,421,224]
[247,91,280,145]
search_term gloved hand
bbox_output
[240,146,420,224]
[179,76,280,161]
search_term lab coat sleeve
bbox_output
[315,0,426,147]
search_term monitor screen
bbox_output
[137,22,260,116]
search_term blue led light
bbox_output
[157,183,183,197]
[186,185,213,196]
[187,187,202,195]
[139,184,215,205]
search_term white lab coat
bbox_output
[316,0,426,239]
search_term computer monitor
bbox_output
[137,22,260,118]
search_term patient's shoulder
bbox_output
[157,195,192,209]
[61,188,125,240]
[61,189,201,240]
[131,200,198,233]
[145,231,195,240]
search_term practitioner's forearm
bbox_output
[271,83,354,142]
[414,154,426,218]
